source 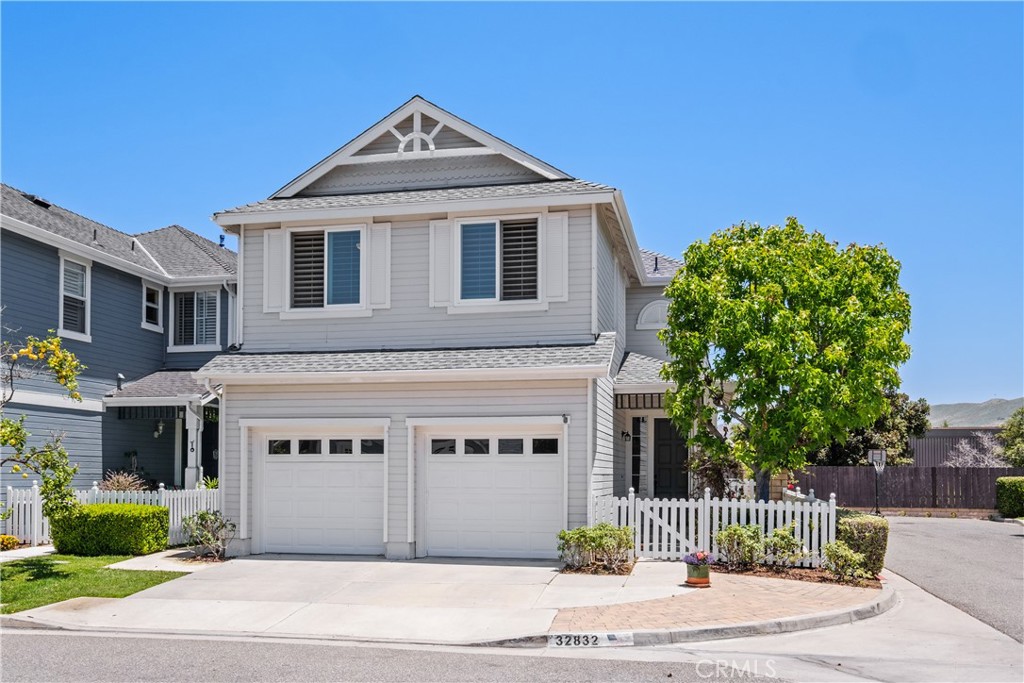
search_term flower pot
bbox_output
[686,563,711,587]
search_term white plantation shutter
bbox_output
[263,229,285,312]
[368,223,391,309]
[500,219,538,301]
[291,232,325,308]
[544,211,569,302]
[429,220,453,307]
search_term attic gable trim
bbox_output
[271,96,571,199]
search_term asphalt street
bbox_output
[0,632,775,683]
[884,516,1023,642]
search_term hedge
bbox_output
[836,510,889,576]
[996,477,1024,519]
[51,503,169,556]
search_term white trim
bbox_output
[6,390,104,412]
[331,147,499,166]
[613,382,671,394]
[168,288,222,352]
[636,299,669,330]
[196,364,608,385]
[445,302,548,315]
[168,344,222,354]
[215,190,615,229]
[240,423,249,539]
[406,419,415,544]
[452,213,544,310]
[283,224,369,315]
[586,378,594,526]
[218,385,227,515]
[140,281,164,333]
[237,226,245,346]
[173,419,183,488]
[58,253,91,343]
[406,416,567,428]
[103,395,203,407]
[238,418,392,429]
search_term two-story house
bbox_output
[196,97,691,560]
[1,185,236,490]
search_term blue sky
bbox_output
[2,2,1021,405]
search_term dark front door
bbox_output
[653,418,688,498]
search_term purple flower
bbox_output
[682,551,715,566]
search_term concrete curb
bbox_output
[1,585,898,650]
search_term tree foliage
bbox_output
[1000,407,1024,468]
[810,390,930,466]
[1,330,86,521]
[661,219,912,498]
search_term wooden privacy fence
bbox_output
[5,482,221,546]
[594,488,837,567]
[794,466,1024,509]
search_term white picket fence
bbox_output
[594,487,837,567]
[4,482,220,547]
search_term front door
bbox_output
[653,418,688,498]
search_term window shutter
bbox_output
[429,220,453,307]
[368,223,391,309]
[544,211,569,302]
[500,219,538,301]
[291,232,325,308]
[263,229,285,313]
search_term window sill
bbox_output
[167,344,222,353]
[141,322,164,333]
[447,301,549,315]
[58,329,92,343]
[278,308,373,320]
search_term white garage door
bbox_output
[423,432,563,559]
[262,435,385,555]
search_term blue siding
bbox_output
[1,404,103,489]
[102,411,177,487]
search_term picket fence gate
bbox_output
[593,487,837,567]
[4,482,221,547]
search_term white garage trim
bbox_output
[239,418,391,553]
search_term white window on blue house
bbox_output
[458,218,538,303]
[58,255,91,343]
[290,227,363,309]
[142,283,163,333]
[170,290,219,351]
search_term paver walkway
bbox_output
[550,572,879,632]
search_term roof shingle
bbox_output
[639,248,682,280]
[614,352,670,386]
[106,370,209,399]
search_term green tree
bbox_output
[1,331,86,520]
[1000,407,1024,467]
[661,218,912,500]
[810,390,930,466]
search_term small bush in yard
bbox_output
[557,523,633,571]
[715,524,765,569]
[98,470,147,491]
[823,541,870,582]
[181,510,236,560]
[995,477,1024,518]
[51,503,168,556]
[837,511,889,575]
[763,523,808,567]
[0,534,19,551]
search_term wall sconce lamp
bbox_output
[153,421,165,439]
[621,431,632,442]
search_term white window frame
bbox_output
[141,281,163,333]
[264,434,385,462]
[282,224,370,319]
[452,213,547,313]
[168,288,221,353]
[58,253,91,343]
[636,299,669,330]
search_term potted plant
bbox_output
[682,551,714,587]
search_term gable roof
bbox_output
[271,95,572,198]
[1,184,235,282]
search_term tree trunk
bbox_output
[754,468,772,502]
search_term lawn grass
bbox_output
[0,554,185,614]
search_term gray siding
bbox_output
[625,286,669,361]
[221,379,590,547]
[240,207,595,351]
[302,156,544,195]
[1,404,102,489]
[592,378,615,506]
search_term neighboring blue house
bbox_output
[1,184,237,491]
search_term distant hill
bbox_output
[929,397,1024,427]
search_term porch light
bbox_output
[153,420,165,439]
[621,431,632,442]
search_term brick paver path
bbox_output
[550,572,880,632]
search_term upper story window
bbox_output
[457,218,538,303]
[636,300,669,330]
[58,254,91,343]
[142,283,163,333]
[290,227,363,309]
[170,290,219,352]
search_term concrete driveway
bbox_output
[14,555,692,644]
[885,516,1024,642]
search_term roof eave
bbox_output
[193,364,609,385]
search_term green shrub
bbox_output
[995,477,1024,518]
[823,541,870,582]
[557,523,634,570]
[837,512,889,575]
[0,534,19,551]
[763,523,808,567]
[51,503,168,556]
[715,524,765,569]
[182,510,235,559]
[202,476,219,490]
